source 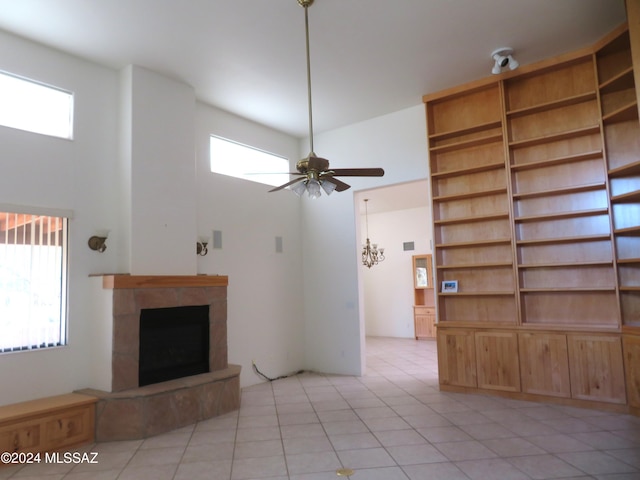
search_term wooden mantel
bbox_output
[97,274,229,289]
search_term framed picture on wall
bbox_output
[441,280,458,293]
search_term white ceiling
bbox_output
[0,0,627,139]
[0,1,627,214]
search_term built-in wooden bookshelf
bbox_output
[424,19,640,413]
[506,55,617,328]
[597,27,640,330]
[427,83,517,326]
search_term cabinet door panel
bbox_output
[518,333,571,398]
[437,329,476,387]
[415,307,435,339]
[567,334,626,404]
[623,334,640,408]
[475,331,520,392]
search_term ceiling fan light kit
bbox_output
[269,0,384,197]
[491,47,519,74]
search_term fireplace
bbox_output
[80,275,241,441]
[139,305,210,386]
[102,275,229,392]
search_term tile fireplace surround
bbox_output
[78,275,241,442]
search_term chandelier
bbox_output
[362,199,385,268]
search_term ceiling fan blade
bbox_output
[246,172,301,175]
[329,168,385,177]
[268,176,305,192]
[321,174,351,192]
[329,177,351,192]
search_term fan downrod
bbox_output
[297,0,314,7]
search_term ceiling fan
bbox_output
[269,0,384,198]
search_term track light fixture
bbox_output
[491,47,519,74]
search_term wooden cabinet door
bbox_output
[415,307,435,339]
[437,328,477,387]
[623,333,640,408]
[424,309,436,338]
[518,332,571,398]
[567,334,626,404]
[475,331,521,392]
[415,315,428,339]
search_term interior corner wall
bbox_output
[362,207,432,338]
[117,66,133,274]
[127,66,198,275]
[194,103,306,388]
[86,276,114,391]
[301,105,429,375]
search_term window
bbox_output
[0,71,74,139]
[210,135,289,187]
[0,212,68,352]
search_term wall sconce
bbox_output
[196,236,209,256]
[88,232,108,253]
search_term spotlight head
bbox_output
[490,47,517,74]
[496,55,509,67]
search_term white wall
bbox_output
[301,106,429,375]
[360,206,432,338]
[127,66,198,275]
[194,104,306,387]
[0,31,121,405]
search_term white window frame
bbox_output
[209,135,289,187]
[0,70,74,140]
[0,208,69,353]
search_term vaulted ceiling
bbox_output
[0,0,627,138]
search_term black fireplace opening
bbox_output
[139,305,210,387]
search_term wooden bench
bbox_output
[0,393,97,457]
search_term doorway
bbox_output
[354,179,433,371]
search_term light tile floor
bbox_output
[3,337,640,479]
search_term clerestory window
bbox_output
[0,71,74,139]
[210,135,289,187]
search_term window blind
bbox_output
[0,212,68,352]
